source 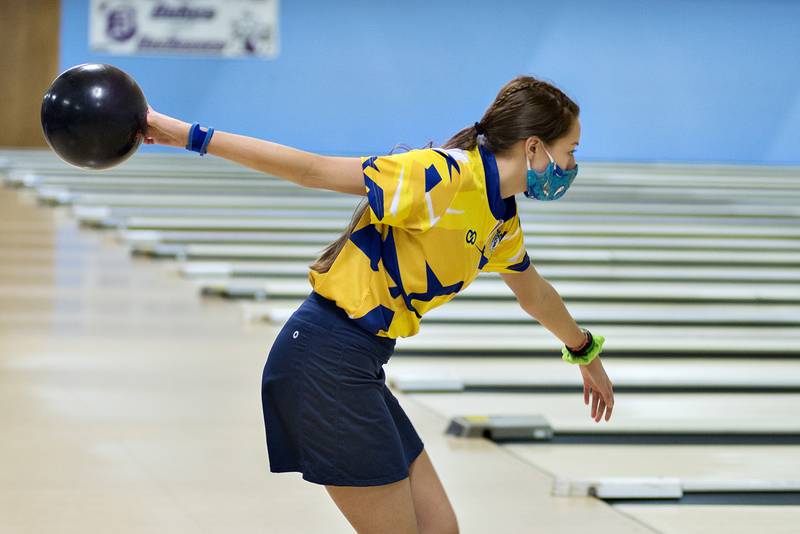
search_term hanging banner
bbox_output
[89,0,279,58]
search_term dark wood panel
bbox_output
[0,1,60,147]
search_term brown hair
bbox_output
[309,75,579,274]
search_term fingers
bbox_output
[594,389,614,423]
[604,395,614,421]
[595,397,606,422]
[588,385,614,422]
[581,366,615,422]
[606,383,614,421]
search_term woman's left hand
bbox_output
[579,357,614,422]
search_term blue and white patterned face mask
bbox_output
[524,144,578,201]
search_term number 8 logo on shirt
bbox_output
[465,229,477,245]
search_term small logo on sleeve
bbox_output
[489,230,506,254]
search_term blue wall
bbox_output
[61,0,800,164]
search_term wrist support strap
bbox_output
[562,330,605,365]
[186,122,215,156]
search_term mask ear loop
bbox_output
[527,141,555,169]
[542,144,568,197]
[524,145,538,197]
[542,143,556,165]
[530,141,556,196]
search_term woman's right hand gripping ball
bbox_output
[143,107,191,148]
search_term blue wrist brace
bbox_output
[186,122,215,156]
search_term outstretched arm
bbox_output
[500,264,587,350]
[500,265,615,422]
[144,108,366,196]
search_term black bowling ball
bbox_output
[41,63,148,170]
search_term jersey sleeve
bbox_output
[361,148,462,232]
[483,213,531,273]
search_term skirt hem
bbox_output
[268,444,425,487]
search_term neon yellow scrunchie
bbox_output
[562,332,606,365]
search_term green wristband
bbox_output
[562,333,605,365]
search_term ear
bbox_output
[525,136,541,157]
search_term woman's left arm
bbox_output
[499,265,587,351]
[501,265,615,422]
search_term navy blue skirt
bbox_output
[261,291,425,487]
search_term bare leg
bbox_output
[326,477,419,534]
[408,449,459,534]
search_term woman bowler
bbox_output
[144,75,615,534]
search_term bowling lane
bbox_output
[409,391,800,433]
[177,260,800,283]
[383,357,800,391]
[504,444,800,493]
[613,506,800,534]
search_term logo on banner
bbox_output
[106,5,137,42]
[233,12,273,55]
[90,0,280,58]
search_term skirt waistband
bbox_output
[302,291,396,353]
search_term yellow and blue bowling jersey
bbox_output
[308,144,530,338]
